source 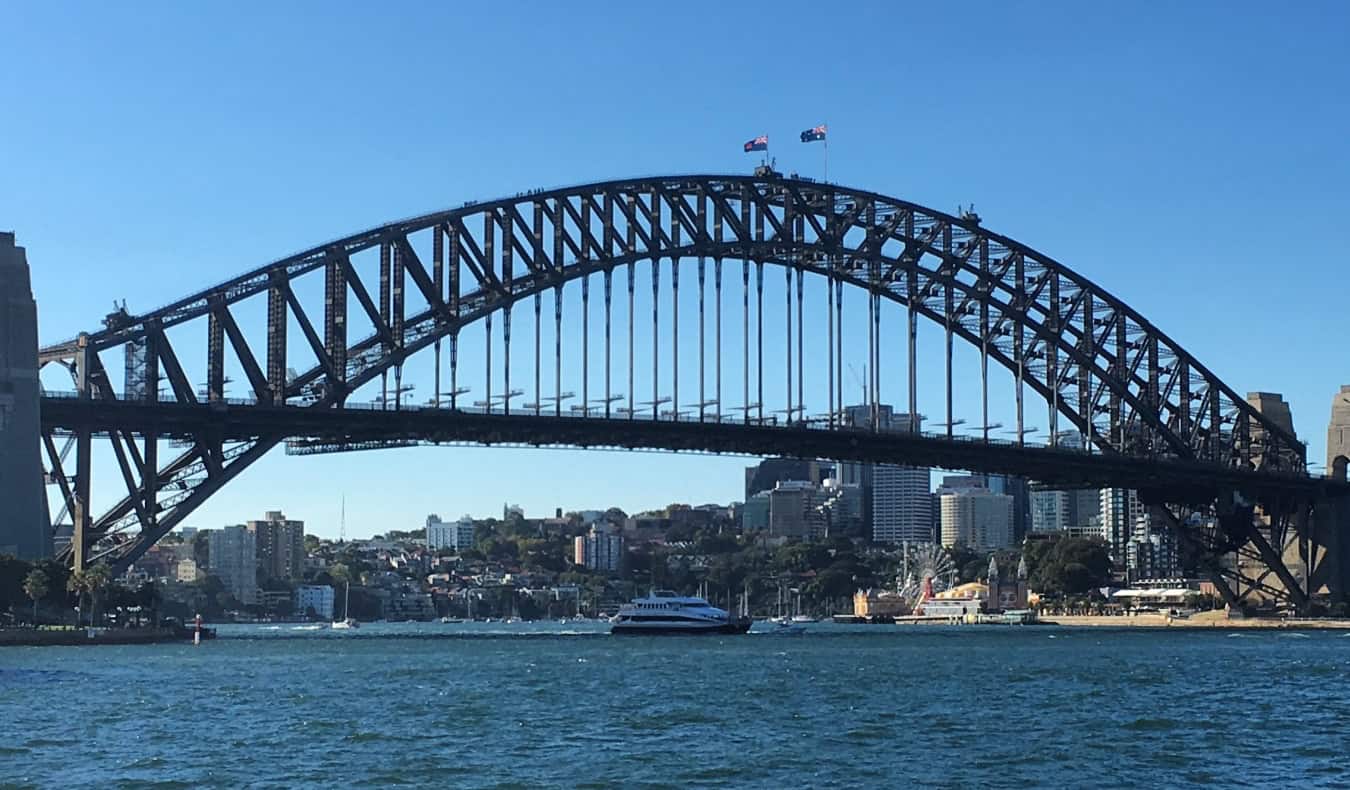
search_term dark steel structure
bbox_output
[37,174,1349,609]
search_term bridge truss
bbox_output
[37,174,1347,609]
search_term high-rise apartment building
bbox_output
[427,514,477,552]
[1125,514,1180,582]
[0,233,49,560]
[247,511,304,582]
[939,489,1014,551]
[1099,488,1147,563]
[573,523,623,572]
[208,525,258,606]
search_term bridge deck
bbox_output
[40,396,1346,503]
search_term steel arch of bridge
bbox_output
[39,174,1320,574]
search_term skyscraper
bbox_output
[0,233,49,560]
[838,404,932,545]
[871,465,934,544]
[985,474,1031,541]
[939,488,1014,551]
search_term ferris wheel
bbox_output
[896,543,957,613]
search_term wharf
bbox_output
[0,625,213,646]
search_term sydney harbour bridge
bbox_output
[29,173,1350,611]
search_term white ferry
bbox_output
[610,591,752,635]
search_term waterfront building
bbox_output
[247,511,304,582]
[986,555,1030,612]
[919,582,987,617]
[939,488,1014,551]
[574,522,623,572]
[852,588,908,618]
[295,585,335,620]
[0,233,49,560]
[208,525,258,606]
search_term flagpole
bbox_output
[823,122,828,183]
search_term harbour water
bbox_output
[3,623,1349,788]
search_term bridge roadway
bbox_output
[40,394,1349,505]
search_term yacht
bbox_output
[610,590,752,635]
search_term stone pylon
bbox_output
[0,232,51,559]
[1329,385,1350,481]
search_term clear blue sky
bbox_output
[4,2,1348,538]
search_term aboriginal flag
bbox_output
[743,135,768,152]
[800,124,827,143]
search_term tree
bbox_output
[330,563,351,619]
[1025,536,1113,596]
[0,555,32,614]
[67,570,89,626]
[136,581,163,627]
[84,564,112,626]
[23,568,48,626]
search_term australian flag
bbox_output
[743,135,768,152]
[800,124,827,143]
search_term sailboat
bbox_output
[331,497,359,630]
[791,590,818,624]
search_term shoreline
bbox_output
[1040,612,1350,630]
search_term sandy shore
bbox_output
[1041,611,1350,629]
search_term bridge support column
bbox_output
[1311,495,1350,605]
[69,333,93,573]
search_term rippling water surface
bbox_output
[3,623,1349,788]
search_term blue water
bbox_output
[3,623,1349,788]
